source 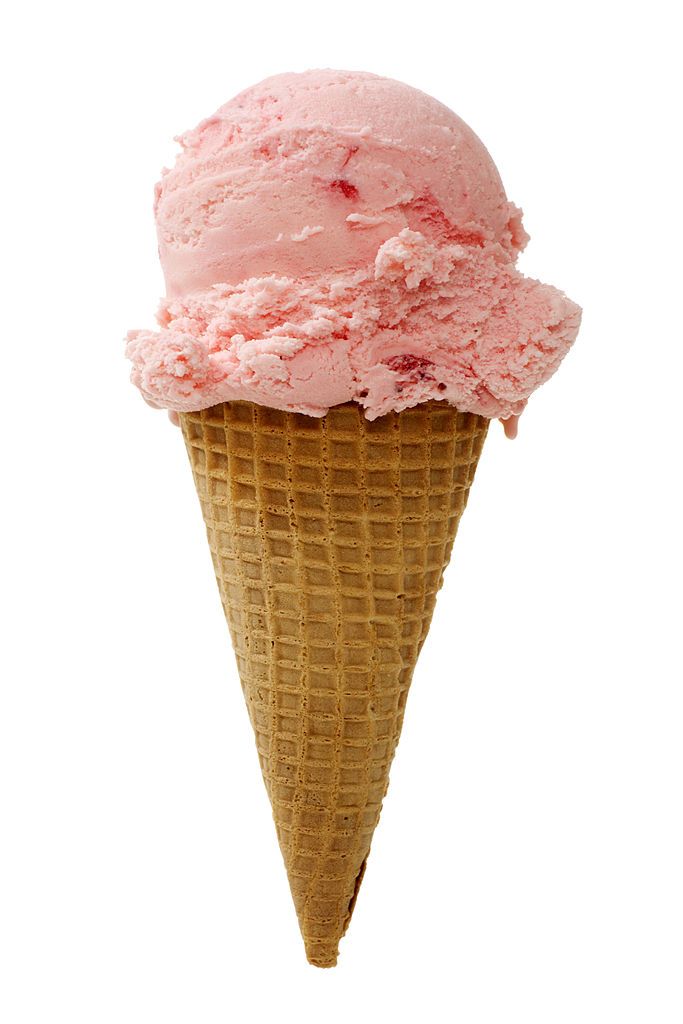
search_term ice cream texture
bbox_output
[127,69,580,422]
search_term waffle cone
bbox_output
[180,400,488,966]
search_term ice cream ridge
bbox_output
[127,69,581,966]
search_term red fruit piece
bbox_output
[329,178,359,199]
[385,353,436,383]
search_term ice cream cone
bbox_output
[179,399,488,967]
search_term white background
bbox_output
[2,1,682,1021]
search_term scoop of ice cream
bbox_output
[127,69,580,420]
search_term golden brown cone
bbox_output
[180,400,488,967]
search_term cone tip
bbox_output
[304,939,340,969]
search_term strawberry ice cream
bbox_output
[127,69,580,422]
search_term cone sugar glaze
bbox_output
[127,70,581,966]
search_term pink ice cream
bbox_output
[127,70,580,422]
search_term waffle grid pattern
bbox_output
[180,400,488,966]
